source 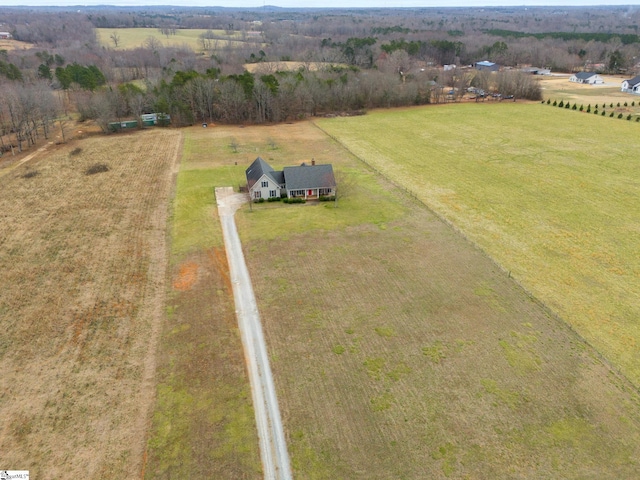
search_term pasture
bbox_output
[184,122,640,478]
[96,27,249,51]
[316,102,640,388]
[538,74,640,110]
[0,129,179,478]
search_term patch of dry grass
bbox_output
[0,129,180,478]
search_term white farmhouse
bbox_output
[246,157,336,201]
[569,72,604,84]
[621,75,640,95]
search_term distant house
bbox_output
[0,32,11,39]
[569,72,604,84]
[621,75,640,94]
[246,157,336,201]
[475,61,499,71]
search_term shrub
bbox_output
[572,103,577,110]
[610,103,614,108]
[624,102,628,107]
[618,113,623,119]
[283,197,305,204]
[552,100,557,106]
[558,100,564,107]
[85,163,109,175]
[627,114,632,120]
[586,105,591,113]
[565,102,570,109]
[636,117,640,122]
[633,101,636,107]
[546,99,551,105]
[21,170,39,178]
[267,196,281,202]
[610,112,615,117]
[594,109,598,115]
[602,111,606,116]
[617,102,621,107]
[319,195,334,202]
[69,147,82,156]
[579,104,584,111]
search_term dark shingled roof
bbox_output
[625,75,640,87]
[574,72,597,80]
[283,164,336,190]
[246,157,283,188]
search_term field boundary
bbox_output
[136,131,184,477]
[312,118,638,395]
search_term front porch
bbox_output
[287,187,335,200]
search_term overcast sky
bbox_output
[2,0,640,8]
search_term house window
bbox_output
[255,191,261,199]
[269,190,277,198]
[261,181,268,187]
[319,188,333,195]
[289,189,305,197]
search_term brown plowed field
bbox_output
[0,129,180,478]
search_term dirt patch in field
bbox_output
[172,262,199,291]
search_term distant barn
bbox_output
[475,61,499,72]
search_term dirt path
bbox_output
[0,141,53,178]
[215,187,292,480]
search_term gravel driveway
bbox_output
[215,187,292,480]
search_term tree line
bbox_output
[1,5,638,149]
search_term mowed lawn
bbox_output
[187,122,640,477]
[316,104,640,388]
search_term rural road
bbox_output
[215,187,293,480]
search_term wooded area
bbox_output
[1,5,639,149]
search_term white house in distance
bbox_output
[475,60,499,71]
[246,157,336,201]
[0,32,12,39]
[621,75,640,94]
[569,72,604,84]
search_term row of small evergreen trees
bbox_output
[543,98,639,121]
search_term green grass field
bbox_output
[217,120,640,478]
[316,102,640,388]
[96,28,248,51]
